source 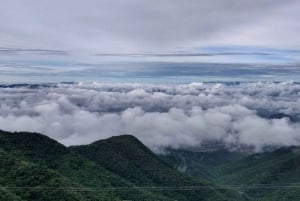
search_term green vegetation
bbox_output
[161,147,300,201]
[0,130,244,201]
[161,148,247,182]
[4,129,300,201]
[71,135,247,201]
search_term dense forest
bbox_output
[1,130,300,200]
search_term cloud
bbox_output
[0,47,68,56]
[0,0,299,53]
[0,82,299,152]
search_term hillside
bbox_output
[0,130,175,201]
[215,147,300,200]
[0,130,244,201]
[71,135,246,201]
[2,129,300,200]
[160,148,248,181]
[161,147,300,201]
[0,130,125,201]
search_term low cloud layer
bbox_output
[0,82,299,151]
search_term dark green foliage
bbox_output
[0,131,166,201]
[0,187,23,201]
[71,135,247,201]
[0,130,243,201]
[0,148,119,201]
[71,135,193,185]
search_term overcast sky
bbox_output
[1,0,300,82]
[1,2,300,150]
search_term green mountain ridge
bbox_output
[3,129,299,201]
[70,134,246,201]
[0,130,244,201]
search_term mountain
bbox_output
[7,128,300,201]
[161,147,300,201]
[71,135,246,201]
[215,147,300,200]
[0,130,244,201]
[0,130,124,201]
[0,148,114,201]
[160,148,248,182]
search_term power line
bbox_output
[2,184,300,192]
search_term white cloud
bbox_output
[0,82,299,151]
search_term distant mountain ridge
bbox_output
[161,146,300,201]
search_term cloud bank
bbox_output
[0,82,299,151]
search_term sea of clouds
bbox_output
[0,82,299,152]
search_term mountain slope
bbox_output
[0,130,123,201]
[71,135,247,201]
[214,147,300,200]
[161,145,300,201]
[0,130,246,201]
[216,147,300,184]
[0,147,119,201]
[0,130,170,201]
[160,148,247,182]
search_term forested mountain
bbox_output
[0,130,244,201]
[161,147,300,201]
[2,129,300,201]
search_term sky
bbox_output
[1,0,300,82]
[1,1,300,150]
